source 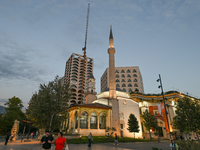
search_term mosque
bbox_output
[60,26,195,140]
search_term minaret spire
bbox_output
[109,25,114,48]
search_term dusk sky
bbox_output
[0,0,200,108]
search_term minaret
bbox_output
[108,26,120,135]
[108,26,116,99]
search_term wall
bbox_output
[118,98,143,138]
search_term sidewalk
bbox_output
[0,139,170,150]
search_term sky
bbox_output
[0,0,200,108]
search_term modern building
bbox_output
[64,53,94,106]
[101,66,144,94]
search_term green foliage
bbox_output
[0,96,26,134]
[176,140,200,150]
[127,114,140,138]
[26,75,71,130]
[173,97,200,143]
[142,110,157,140]
[66,136,152,144]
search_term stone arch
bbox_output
[80,111,88,129]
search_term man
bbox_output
[5,132,10,145]
[113,133,118,145]
[40,130,54,150]
[88,132,93,148]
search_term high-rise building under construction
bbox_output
[64,53,93,106]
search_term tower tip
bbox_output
[109,25,113,39]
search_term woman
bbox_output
[55,132,67,150]
[170,140,179,150]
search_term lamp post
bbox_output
[157,74,171,140]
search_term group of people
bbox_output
[5,129,179,150]
[40,130,67,150]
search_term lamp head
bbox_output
[156,79,160,82]
[158,85,161,88]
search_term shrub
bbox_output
[176,140,200,150]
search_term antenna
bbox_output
[81,3,90,104]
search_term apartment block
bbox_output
[64,53,93,105]
[101,67,144,93]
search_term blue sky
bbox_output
[0,0,200,108]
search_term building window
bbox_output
[133,69,137,73]
[120,124,123,129]
[75,111,78,129]
[128,89,132,93]
[71,76,77,79]
[121,79,125,82]
[134,84,138,87]
[115,70,119,73]
[116,84,120,87]
[128,84,132,87]
[121,74,125,78]
[133,74,137,77]
[122,84,126,87]
[115,75,119,78]
[116,79,120,82]
[99,113,106,129]
[90,112,97,129]
[122,89,126,92]
[71,79,77,82]
[127,74,131,77]
[70,85,77,88]
[80,111,88,129]
[128,79,131,82]
[121,70,125,73]
[134,79,138,82]
[127,69,130,73]
[135,88,139,92]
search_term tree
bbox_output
[127,114,140,138]
[142,110,156,140]
[152,117,161,143]
[0,96,26,134]
[173,97,200,143]
[26,75,71,130]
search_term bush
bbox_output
[176,140,200,150]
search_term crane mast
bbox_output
[81,3,90,104]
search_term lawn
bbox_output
[67,136,153,144]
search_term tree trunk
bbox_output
[149,130,151,140]
[49,114,54,130]
[195,131,200,144]
[157,135,160,143]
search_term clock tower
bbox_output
[85,73,96,104]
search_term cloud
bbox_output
[0,32,48,82]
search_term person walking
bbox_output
[40,130,54,150]
[88,132,93,148]
[113,133,118,145]
[5,132,10,145]
[170,140,179,150]
[54,132,67,150]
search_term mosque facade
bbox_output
[60,26,195,140]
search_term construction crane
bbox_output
[81,3,90,104]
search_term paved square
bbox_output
[0,139,170,150]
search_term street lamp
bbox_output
[157,74,171,140]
